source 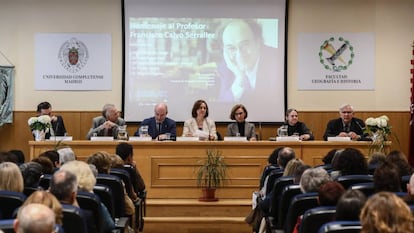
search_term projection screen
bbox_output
[123,0,287,123]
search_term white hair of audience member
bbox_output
[89,163,98,177]
[14,203,55,233]
[58,147,75,164]
[299,167,331,193]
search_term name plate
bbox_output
[128,136,152,141]
[48,136,73,141]
[90,136,114,141]
[223,136,248,141]
[276,136,300,141]
[327,136,351,141]
[176,136,199,141]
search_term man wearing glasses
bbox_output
[323,104,367,141]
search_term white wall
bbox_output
[0,0,413,111]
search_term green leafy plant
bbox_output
[196,149,228,188]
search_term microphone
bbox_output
[354,119,365,132]
[258,121,262,141]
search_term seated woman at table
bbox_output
[280,108,314,141]
[183,99,217,140]
[226,104,256,141]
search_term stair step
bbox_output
[145,216,246,223]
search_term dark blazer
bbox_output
[134,116,176,140]
[226,121,256,140]
[323,117,367,140]
[285,121,314,140]
[45,115,67,139]
[86,116,125,139]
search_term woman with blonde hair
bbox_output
[283,158,304,176]
[22,190,63,225]
[0,162,24,192]
[360,192,414,233]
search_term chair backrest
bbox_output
[259,165,280,189]
[0,190,27,219]
[110,168,133,198]
[269,176,295,216]
[76,191,103,233]
[349,182,375,197]
[0,219,14,233]
[284,192,319,233]
[61,204,88,233]
[96,173,125,218]
[299,206,336,233]
[123,164,145,197]
[23,186,41,197]
[276,184,302,229]
[93,184,115,219]
[401,175,410,192]
[39,174,52,190]
[318,221,361,233]
[335,174,374,189]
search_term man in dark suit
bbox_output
[134,103,176,140]
[37,101,67,139]
[323,104,367,141]
[86,104,125,139]
[217,19,280,104]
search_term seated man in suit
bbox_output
[37,101,67,139]
[116,142,146,194]
[134,103,176,140]
[323,104,367,141]
[86,104,125,139]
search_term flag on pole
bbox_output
[0,65,14,126]
[409,41,414,166]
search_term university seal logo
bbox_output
[58,37,89,73]
[319,37,354,72]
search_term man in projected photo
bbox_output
[218,19,278,102]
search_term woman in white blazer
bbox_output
[183,99,217,140]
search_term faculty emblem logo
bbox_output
[58,37,89,73]
[319,37,354,72]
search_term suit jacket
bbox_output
[285,121,314,140]
[45,115,67,139]
[133,116,176,140]
[86,116,125,139]
[182,117,217,140]
[226,121,256,140]
[323,117,367,140]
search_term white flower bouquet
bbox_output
[364,115,392,154]
[28,115,51,132]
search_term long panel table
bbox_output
[29,140,377,199]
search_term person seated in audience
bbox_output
[283,158,304,177]
[134,103,177,141]
[373,160,402,193]
[38,150,61,169]
[331,148,368,178]
[321,148,338,165]
[108,153,140,202]
[335,189,367,221]
[0,151,18,163]
[86,103,125,139]
[386,150,414,177]
[323,104,367,141]
[259,147,283,190]
[281,108,314,141]
[116,142,146,194]
[32,156,54,174]
[19,161,43,188]
[226,104,256,141]
[299,167,331,193]
[57,147,76,165]
[8,149,25,164]
[36,101,67,138]
[0,161,24,192]
[277,147,296,170]
[360,192,414,233]
[21,190,63,231]
[87,151,136,215]
[14,203,56,233]
[59,160,115,233]
[182,99,217,140]
[403,173,414,204]
[293,164,311,184]
[367,152,387,174]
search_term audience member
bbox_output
[331,148,368,177]
[283,158,304,177]
[299,167,331,193]
[182,99,217,140]
[335,189,366,221]
[321,149,338,165]
[360,192,414,233]
[32,156,54,174]
[386,150,414,177]
[281,108,314,140]
[367,152,387,174]
[134,103,176,140]
[293,164,311,184]
[57,147,75,165]
[277,147,296,169]
[108,153,139,201]
[323,104,367,141]
[226,104,256,141]
[21,190,63,225]
[8,149,25,164]
[19,161,43,188]
[60,160,115,233]
[403,173,414,204]
[36,101,67,138]
[373,160,402,193]
[13,203,55,233]
[0,162,24,192]
[38,150,61,169]
[49,169,79,207]
[318,181,345,206]
[259,147,283,189]
[0,151,18,163]
[86,103,125,139]
[116,142,146,194]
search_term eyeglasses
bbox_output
[235,112,244,116]
[341,111,353,114]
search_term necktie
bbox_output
[158,123,162,133]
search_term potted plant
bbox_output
[196,149,228,201]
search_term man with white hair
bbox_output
[57,147,75,165]
[14,203,55,233]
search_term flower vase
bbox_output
[33,129,46,141]
[370,132,385,154]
